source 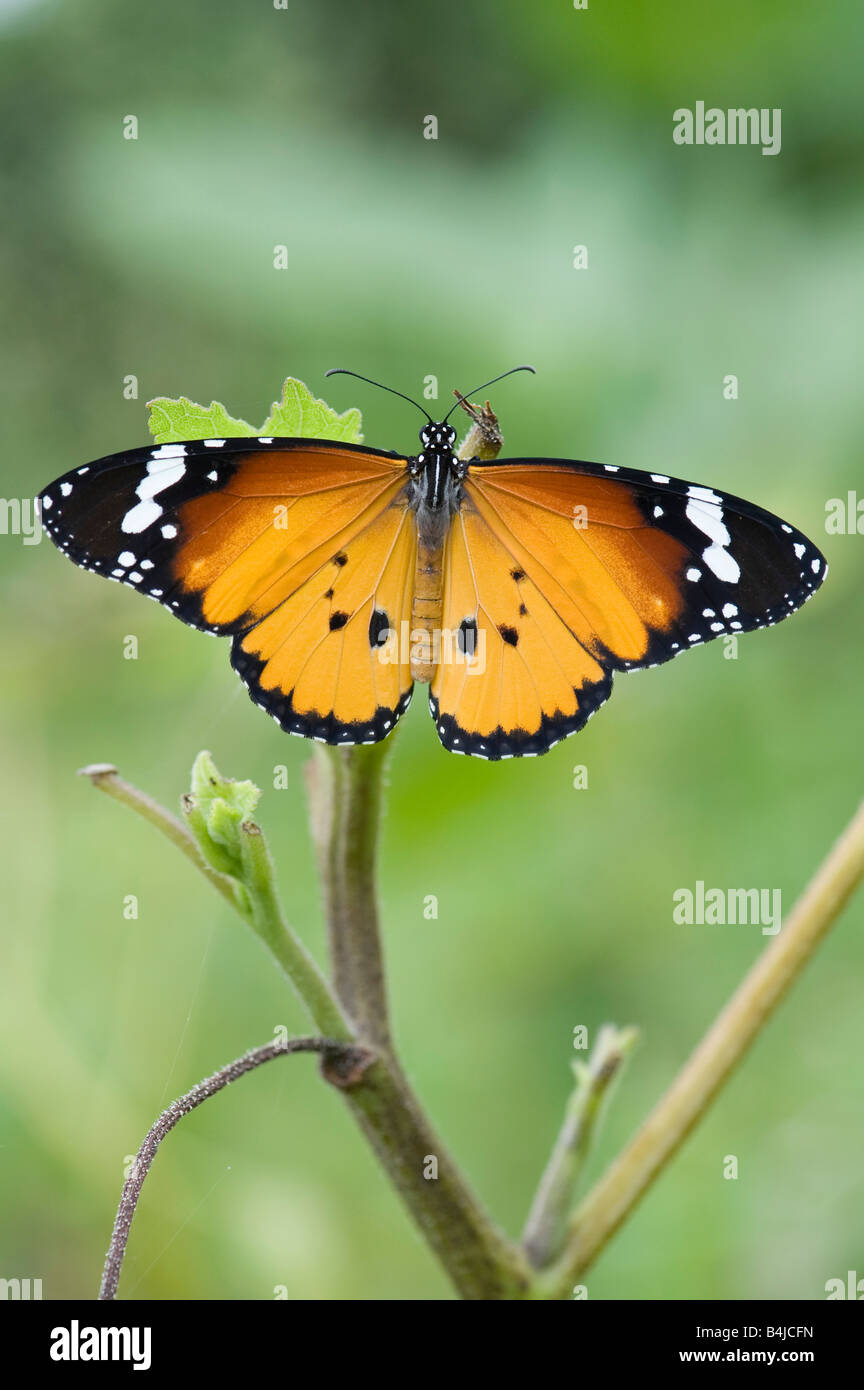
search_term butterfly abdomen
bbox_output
[410,536,445,682]
[409,456,454,682]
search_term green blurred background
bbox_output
[1,0,861,1300]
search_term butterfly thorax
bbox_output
[408,421,463,683]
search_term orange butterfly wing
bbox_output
[430,459,824,758]
[40,438,417,743]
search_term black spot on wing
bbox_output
[368,608,390,648]
[457,617,479,658]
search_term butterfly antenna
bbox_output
[325,368,433,423]
[442,365,536,423]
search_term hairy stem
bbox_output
[99,1037,371,1300]
[343,1055,531,1298]
[306,744,391,1048]
[306,740,530,1297]
[536,798,864,1299]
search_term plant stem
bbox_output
[237,819,353,1041]
[99,1036,370,1300]
[306,744,391,1048]
[522,1024,638,1268]
[343,1056,532,1298]
[536,798,864,1299]
[85,758,530,1298]
[305,740,531,1297]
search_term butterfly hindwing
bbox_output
[429,457,826,758]
[39,437,416,743]
[430,504,613,757]
[232,491,416,743]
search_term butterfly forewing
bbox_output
[426,458,826,758]
[39,436,416,742]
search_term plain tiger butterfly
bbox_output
[38,367,826,760]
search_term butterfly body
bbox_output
[38,403,826,760]
[407,420,462,681]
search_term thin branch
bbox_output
[537,798,864,1299]
[99,1036,373,1300]
[79,764,351,1042]
[79,764,240,911]
[522,1024,638,1268]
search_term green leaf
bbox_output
[261,377,363,443]
[146,376,363,445]
[146,396,258,444]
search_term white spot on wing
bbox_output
[686,496,740,583]
[687,485,722,505]
[121,455,187,534]
[703,544,741,582]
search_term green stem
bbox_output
[306,741,531,1298]
[307,744,391,1048]
[238,819,352,1041]
[342,1054,531,1299]
[522,1024,638,1268]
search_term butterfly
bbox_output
[38,367,826,760]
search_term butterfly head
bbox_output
[419,422,457,451]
